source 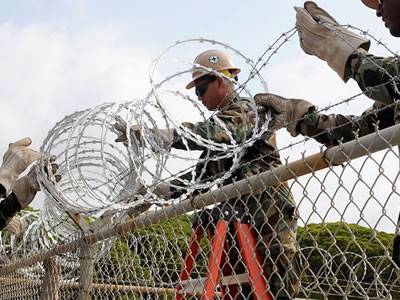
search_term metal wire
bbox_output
[1,20,400,299]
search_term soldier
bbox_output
[184,51,300,299]
[255,0,400,144]
[255,0,400,264]
[116,49,301,298]
[0,138,59,231]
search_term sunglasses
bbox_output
[195,75,217,97]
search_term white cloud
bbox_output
[0,22,158,210]
[0,22,154,162]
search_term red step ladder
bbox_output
[176,205,273,300]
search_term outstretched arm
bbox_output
[349,49,400,105]
[0,137,40,197]
[255,93,395,147]
[172,101,259,150]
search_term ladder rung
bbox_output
[179,273,249,293]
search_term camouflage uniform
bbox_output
[299,51,400,146]
[350,51,400,106]
[172,97,300,299]
[0,191,21,231]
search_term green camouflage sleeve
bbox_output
[0,184,6,198]
[300,50,399,147]
[0,193,21,231]
[349,49,400,105]
[299,102,395,147]
[171,102,256,150]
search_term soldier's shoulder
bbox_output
[226,96,254,110]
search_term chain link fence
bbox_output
[1,120,400,299]
[1,20,400,299]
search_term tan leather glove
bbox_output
[0,137,41,196]
[255,93,316,137]
[114,116,143,146]
[137,181,172,199]
[295,1,370,81]
[13,157,60,209]
[4,216,26,236]
[153,182,172,199]
[114,116,174,150]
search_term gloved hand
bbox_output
[137,181,172,199]
[114,116,143,146]
[126,181,172,218]
[13,156,60,209]
[295,1,370,81]
[153,182,172,199]
[114,116,174,150]
[0,137,41,197]
[4,216,26,236]
[254,93,316,137]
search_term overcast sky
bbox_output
[1,0,399,231]
[1,0,397,150]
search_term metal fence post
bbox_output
[40,257,60,300]
[78,242,95,300]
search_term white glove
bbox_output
[0,137,41,196]
[255,93,316,137]
[13,157,60,209]
[295,1,370,81]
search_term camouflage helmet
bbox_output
[186,49,241,89]
[361,0,379,9]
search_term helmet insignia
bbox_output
[209,55,219,64]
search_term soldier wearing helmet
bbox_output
[183,49,301,299]
[185,49,240,110]
[115,49,302,298]
[255,0,400,266]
